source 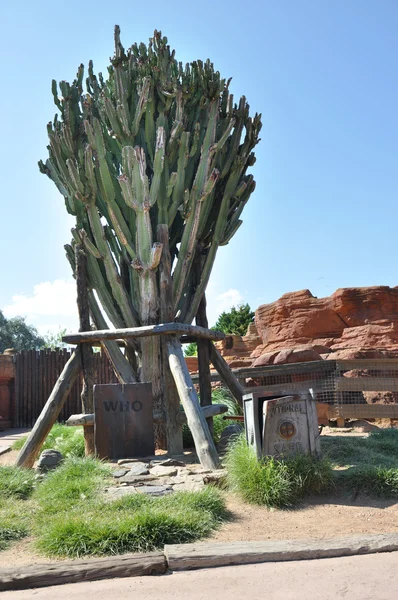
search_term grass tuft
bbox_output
[33,456,112,514]
[225,435,334,508]
[12,423,85,457]
[36,487,226,558]
[0,466,36,500]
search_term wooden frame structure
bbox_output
[16,322,244,470]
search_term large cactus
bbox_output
[39,27,261,449]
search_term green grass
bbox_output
[33,456,112,514]
[321,428,398,497]
[12,423,85,457]
[36,487,226,558]
[225,435,334,508]
[0,466,36,499]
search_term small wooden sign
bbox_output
[243,391,320,459]
[94,383,154,459]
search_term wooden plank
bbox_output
[336,377,398,392]
[15,349,82,468]
[167,337,219,470]
[0,552,167,592]
[157,224,183,456]
[94,383,155,459]
[329,404,398,419]
[63,323,225,344]
[196,294,213,437]
[164,534,398,571]
[209,344,245,405]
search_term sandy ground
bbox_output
[1,430,398,569]
[2,553,398,600]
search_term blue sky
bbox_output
[1,1,397,333]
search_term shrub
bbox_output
[342,465,398,498]
[0,525,28,551]
[0,466,36,500]
[12,423,85,458]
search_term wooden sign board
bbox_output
[94,383,154,460]
[243,391,320,459]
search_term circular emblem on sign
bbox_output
[278,421,296,440]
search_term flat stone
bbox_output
[156,458,186,468]
[119,474,157,485]
[104,486,138,500]
[172,480,204,492]
[136,485,173,496]
[184,464,211,474]
[118,461,149,471]
[112,469,129,479]
[150,465,178,477]
[118,457,155,465]
[203,470,227,485]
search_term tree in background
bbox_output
[184,342,197,356]
[42,328,68,350]
[0,311,45,353]
[214,303,254,337]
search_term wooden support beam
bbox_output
[157,224,183,456]
[88,291,137,384]
[167,337,219,470]
[15,349,82,468]
[65,404,229,429]
[76,245,95,455]
[196,294,213,437]
[209,344,245,406]
[63,323,225,345]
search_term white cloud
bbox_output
[3,279,78,335]
[206,287,244,326]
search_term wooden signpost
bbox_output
[94,383,154,459]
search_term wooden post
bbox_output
[157,224,183,455]
[209,343,245,406]
[15,349,81,468]
[167,337,219,470]
[88,290,137,384]
[76,246,95,456]
[196,294,213,437]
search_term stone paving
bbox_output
[104,455,226,498]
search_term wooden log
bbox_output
[167,337,219,470]
[209,344,245,406]
[15,349,82,469]
[66,404,229,428]
[66,413,95,427]
[157,224,183,455]
[164,534,398,572]
[63,323,225,344]
[196,294,213,437]
[88,290,137,383]
[0,552,167,592]
[76,245,95,455]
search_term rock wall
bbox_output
[214,287,398,367]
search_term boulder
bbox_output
[217,424,243,454]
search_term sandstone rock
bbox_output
[251,351,279,367]
[37,449,63,472]
[273,347,322,365]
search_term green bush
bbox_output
[0,466,36,500]
[12,423,85,457]
[183,387,242,447]
[225,435,334,508]
[36,488,226,558]
[34,457,112,514]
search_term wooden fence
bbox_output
[14,349,118,427]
